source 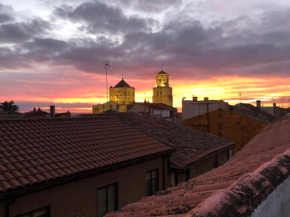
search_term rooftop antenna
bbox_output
[288,98,289,108]
[103,61,110,111]
[282,98,284,108]
[239,93,242,104]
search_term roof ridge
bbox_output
[116,114,176,150]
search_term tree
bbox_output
[0,101,19,114]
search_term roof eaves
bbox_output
[173,142,236,170]
[0,148,173,199]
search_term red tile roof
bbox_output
[107,117,290,217]
[0,117,173,194]
[233,103,275,123]
[114,113,234,169]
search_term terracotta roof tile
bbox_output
[0,116,172,193]
[107,117,290,217]
[113,113,234,169]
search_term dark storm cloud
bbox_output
[0,3,13,23]
[0,19,51,43]
[54,1,153,34]
[1,1,290,79]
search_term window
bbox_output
[17,207,50,217]
[213,153,219,168]
[146,169,158,196]
[170,172,176,187]
[228,149,233,160]
[185,168,190,181]
[97,183,118,217]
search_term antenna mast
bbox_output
[103,61,110,111]
[239,93,242,103]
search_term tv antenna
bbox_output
[282,98,284,108]
[103,61,110,110]
[239,93,242,103]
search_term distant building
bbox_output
[55,110,71,118]
[93,78,135,114]
[24,107,48,117]
[108,116,290,217]
[182,96,230,121]
[260,102,286,118]
[183,102,275,150]
[152,71,173,107]
[128,102,177,122]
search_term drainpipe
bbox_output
[206,103,209,133]
[162,157,165,190]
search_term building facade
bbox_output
[152,71,173,107]
[182,96,230,121]
[93,79,135,114]
[128,102,178,122]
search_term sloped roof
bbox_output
[0,117,172,194]
[114,79,132,88]
[115,113,234,169]
[158,70,168,74]
[234,103,275,123]
[107,117,290,217]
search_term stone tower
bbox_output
[152,71,173,106]
[109,78,135,105]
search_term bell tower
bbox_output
[152,71,173,106]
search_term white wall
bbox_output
[182,101,229,120]
[251,175,290,217]
[153,110,170,117]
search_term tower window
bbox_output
[159,77,161,83]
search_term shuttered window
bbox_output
[98,183,118,217]
[146,169,159,196]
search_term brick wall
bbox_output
[1,157,167,217]
[183,109,267,150]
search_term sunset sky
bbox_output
[1,0,290,113]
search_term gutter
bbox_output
[0,149,173,201]
[173,142,236,171]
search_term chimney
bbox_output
[256,100,261,109]
[204,97,209,101]
[50,105,55,118]
[193,97,198,101]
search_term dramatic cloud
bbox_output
[1,0,290,112]
[54,1,153,34]
[0,3,13,23]
[0,19,51,43]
